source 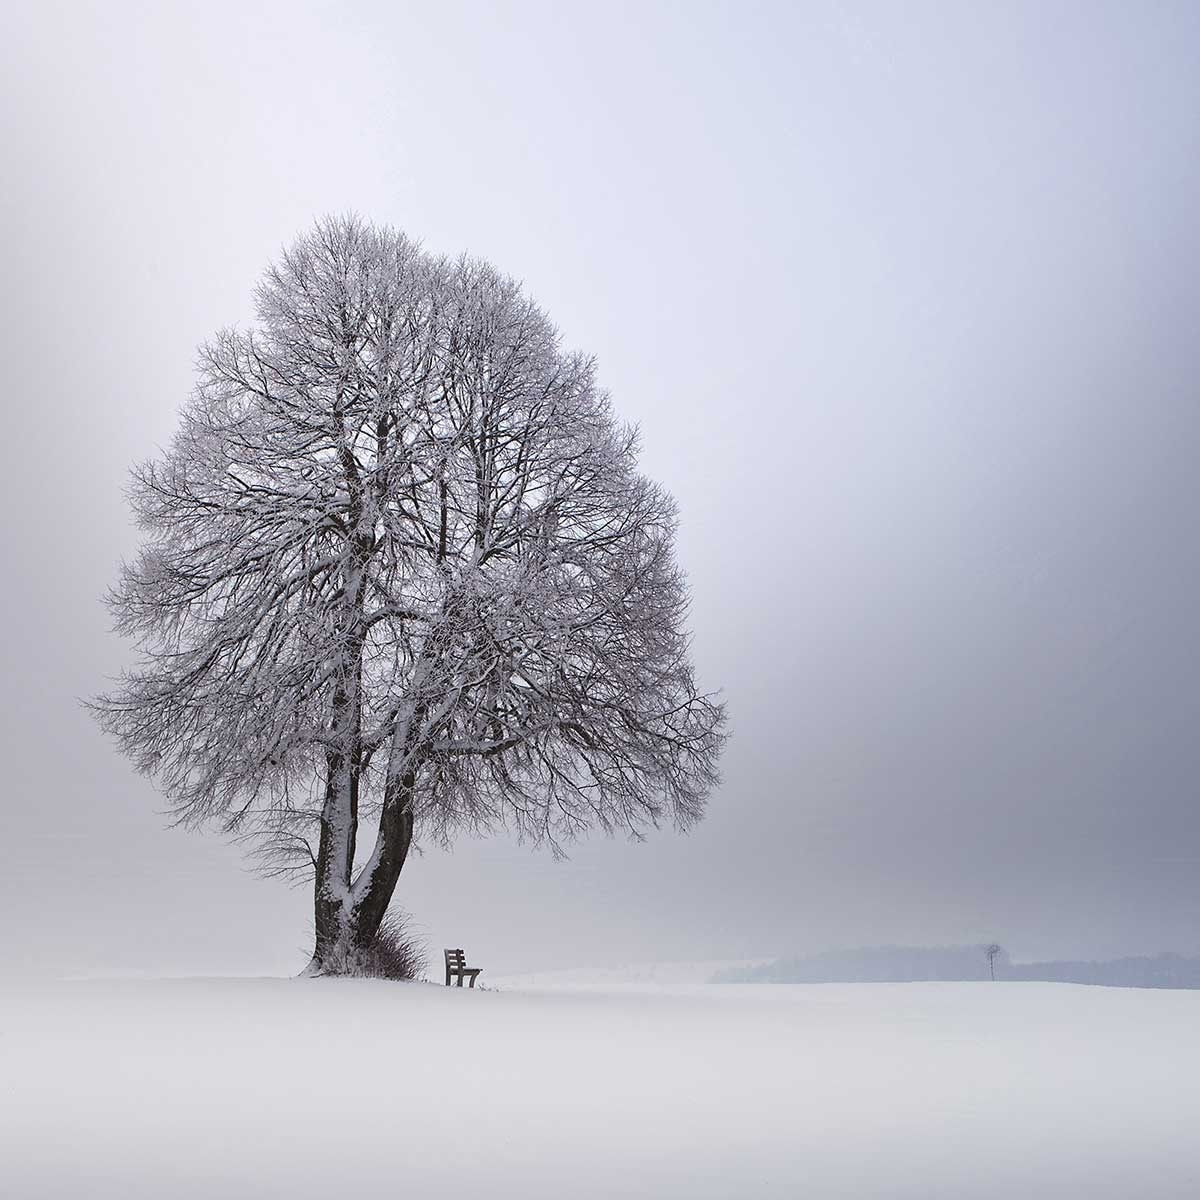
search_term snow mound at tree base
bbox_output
[2,977,1197,1198]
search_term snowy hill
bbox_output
[2,977,1198,1198]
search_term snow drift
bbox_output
[2,977,1197,1198]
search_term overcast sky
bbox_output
[3,1,1199,976]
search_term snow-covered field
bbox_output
[2,976,1197,1198]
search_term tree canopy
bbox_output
[94,216,726,970]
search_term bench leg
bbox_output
[468,973,476,988]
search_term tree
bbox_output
[92,216,727,973]
[985,943,1004,981]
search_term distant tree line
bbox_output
[713,947,1200,989]
[1004,953,1200,989]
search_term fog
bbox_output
[3,1,1199,976]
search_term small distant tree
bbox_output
[985,943,1004,981]
[92,216,727,974]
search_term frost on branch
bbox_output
[91,216,727,970]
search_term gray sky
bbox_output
[3,0,1199,976]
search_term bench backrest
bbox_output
[445,948,466,968]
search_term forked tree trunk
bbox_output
[306,770,417,975]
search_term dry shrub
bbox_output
[322,912,428,981]
[360,913,427,981]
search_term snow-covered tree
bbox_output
[93,216,726,972]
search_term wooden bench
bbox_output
[444,948,482,988]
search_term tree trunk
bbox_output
[306,518,372,975]
[305,765,417,975]
[351,769,417,945]
[305,753,357,974]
